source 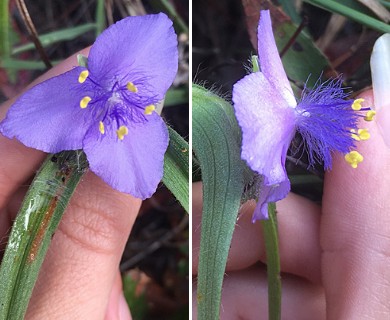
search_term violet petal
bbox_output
[233,71,295,185]
[83,112,169,199]
[88,13,178,100]
[252,179,290,220]
[0,67,97,153]
[257,10,296,107]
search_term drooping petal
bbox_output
[252,179,290,221]
[88,13,178,100]
[257,10,296,107]
[0,67,99,153]
[232,71,295,185]
[83,113,169,199]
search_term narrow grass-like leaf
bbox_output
[163,127,189,213]
[95,0,105,36]
[261,203,281,320]
[0,0,10,58]
[379,0,390,9]
[278,0,301,24]
[1,59,60,70]
[12,23,96,55]
[193,84,245,320]
[304,0,390,33]
[0,151,88,320]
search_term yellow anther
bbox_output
[78,70,89,83]
[350,128,370,141]
[344,150,363,169]
[144,104,155,115]
[357,128,370,140]
[351,98,364,111]
[350,129,360,141]
[80,96,91,109]
[116,125,129,140]
[126,82,138,93]
[99,121,105,134]
[364,110,376,121]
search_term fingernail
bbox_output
[370,33,390,147]
[118,292,132,320]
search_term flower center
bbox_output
[77,70,157,141]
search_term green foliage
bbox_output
[12,24,96,55]
[0,151,88,320]
[163,127,189,213]
[193,84,246,319]
[305,0,390,33]
[122,274,148,320]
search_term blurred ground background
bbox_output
[0,1,188,319]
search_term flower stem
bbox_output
[261,202,282,320]
[0,150,88,320]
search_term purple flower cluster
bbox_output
[233,10,374,221]
[0,13,178,199]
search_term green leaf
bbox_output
[304,0,390,33]
[278,0,302,24]
[11,24,96,55]
[163,127,189,213]
[274,23,330,88]
[0,151,88,320]
[193,84,245,320]
[1,59,61,70]
[0,0,10,59]
[164,87,188,107]
[95,0,106,36]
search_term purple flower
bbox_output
[0,13,178,199]
[233,10,374,221]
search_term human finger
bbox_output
[105,271,132,320]
[192,182,322,283]
[193,265,325,319]
[321,90,390,318]
[26,172,141,319]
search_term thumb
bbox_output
[26,172,140,319]
[321,90,390,318]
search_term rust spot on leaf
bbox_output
[27,196,58,263]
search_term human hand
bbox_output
[192,90,390,319]
[0,51,138,319]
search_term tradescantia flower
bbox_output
[0,13,178,199]
[233,10,374,221]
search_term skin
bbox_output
[0,50,134,319]
[193,91,390,319]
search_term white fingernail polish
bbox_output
[371,33,390,111]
